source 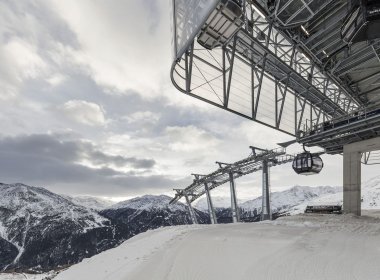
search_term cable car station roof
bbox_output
[256,0,380,106]
[170,0,380,154]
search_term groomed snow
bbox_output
[55,211,380,280]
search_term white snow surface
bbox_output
[194,196,247,211]
[54,211,380,280]
[107,194,188,212]
[64,195,115,211]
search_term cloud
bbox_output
[1,0,379,201]
[164,125,220,152]
[0,133,177,196]
[125,111,161,124]
[0,133,157,170]
[49,0,173,97]
[61,100,106,126]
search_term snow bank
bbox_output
[54,211,380,280]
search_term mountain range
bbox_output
[1,175,379,273]
[0,184,205,273]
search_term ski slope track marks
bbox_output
[56,211,380,280]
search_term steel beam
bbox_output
[261,159,272,221]
[170,147,294,205]
[184,193,198,224]
[229,172,240,223]
[204,183,217,224]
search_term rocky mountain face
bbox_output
[100,195,209,239]
[0,185,206,273]
[0,183,119,272]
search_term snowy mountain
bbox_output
[205,176,380,221]
[240,185,341,214]
[101,195,209,239]
[198,186,342,222]
[109,195,188,211]
[0,183,118,272]
[290,175,380,214]
[362,175,380,208]
[1,176,380,274]
[0,187,208,273]
[194,196,247,211]
[64,195,114,211]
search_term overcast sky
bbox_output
[0,0,378,201]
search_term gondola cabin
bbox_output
[292,152,323,175]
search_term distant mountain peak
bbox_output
[64,195,115,211]
[107,194,187,212]
[0,183,114,272]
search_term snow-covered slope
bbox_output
[190,180,380,221]
[289,175,380,214]
[362,175,380,208]
[194,196,247,211]
[240,185,341,214]
[64,195,114,211]
[0,183,116,272]
[210,185,342,221]
[108,195,188,212]
[55,211,380,280]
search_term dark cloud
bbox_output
[0,134,155,170]
[0,134,177,196]
[89,150,155,169]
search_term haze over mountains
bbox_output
[0,175,379,273]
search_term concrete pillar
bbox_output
[343,137,380,216]
[343,150,361,215]
[261,159,272,221]
[204,183,217,224]
[184,193,198,224]
[229,172,240,223]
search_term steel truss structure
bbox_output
[170,147,292,204]
[171,0,380,156]
[298,106,380,154]
[170,147,293,222]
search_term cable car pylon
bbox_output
[171,146,295,223]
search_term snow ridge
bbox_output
[64,195,114,211]
[241,185,341,213]
[108,194,188,212]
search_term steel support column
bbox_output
[229,172,240,223]
[184,193,198,224]
[204,183,217,224]
[343,137,380,216]
[343,150,361,216]
[261,159,272,221]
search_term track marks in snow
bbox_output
[55,213,380,280]
[55,225,202,280]
[127,214,380,280]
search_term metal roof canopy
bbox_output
[171,0,380,154]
